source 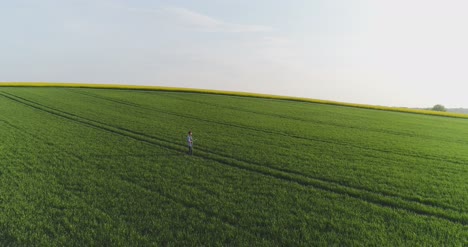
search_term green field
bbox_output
[0,86,467,246]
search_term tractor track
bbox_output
[1,90,466,226]
[68,89,468,171]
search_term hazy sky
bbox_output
[1,0,468,107]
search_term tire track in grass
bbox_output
[4,91,467,224]
[69,89,468,171]
[5,133,260,243]
[29,135,268,242]
[155,93,468,145]
[48,141,272,244]
[0,92,266,241]
[154,93,468,164]
[2,91,467,226]
[5,91,468,213]
[194,146,465,213]
[0,91,185,151]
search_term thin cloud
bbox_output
[127,6,273,33]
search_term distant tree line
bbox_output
[414,105,468,114]
[431,104,446,112]
[428,105,468,114]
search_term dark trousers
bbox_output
[188,146,193,155]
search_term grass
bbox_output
[3,82,468,119]
[0,85,466,246]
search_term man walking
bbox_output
[187,130,193,155]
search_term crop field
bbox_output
[0,86,467,246]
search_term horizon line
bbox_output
[1,82,467,119]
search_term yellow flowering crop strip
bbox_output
[1,82,467,119]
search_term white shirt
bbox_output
[187,135,193,146]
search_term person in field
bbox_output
[187,130,193,155]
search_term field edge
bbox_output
[1,82,467,119]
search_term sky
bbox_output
[1,0,468,108]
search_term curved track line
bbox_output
[1,91,466,226]
[68,89,468,168]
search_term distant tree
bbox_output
[431,104,446,112]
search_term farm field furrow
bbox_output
[12,89,466,210]
[0,87,467,246]
[2,89,466,214]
